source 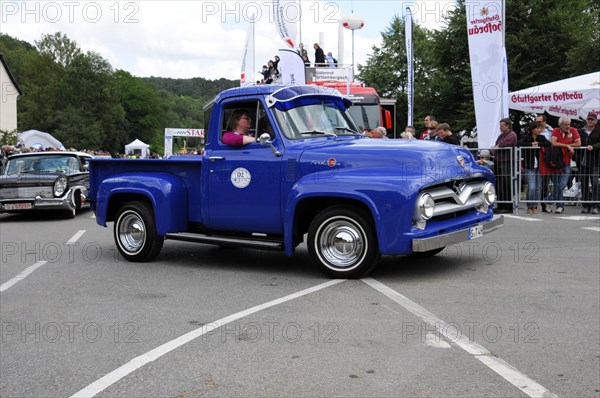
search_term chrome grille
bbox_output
[423,180,487,217]
[0,186,53,200]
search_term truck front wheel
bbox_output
[114,202,164,262]
[308,206,380,278]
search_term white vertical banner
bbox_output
[465,1,506,148]
[404,7,414,126]
[240,16,255,86]
[273,0,298,49]
[501,46,509,118]
[278,48,306,85]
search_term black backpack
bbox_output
[543,146,566,169]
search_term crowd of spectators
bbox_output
[363,112,600,215]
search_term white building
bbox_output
[0,52,24,132]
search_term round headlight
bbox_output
[482,182,496,205]
[417,193,435,220]
[54,176,68,197]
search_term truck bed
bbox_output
[89,157,203,223]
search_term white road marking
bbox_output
[362,278,557,398]
[66,230,86,245]
[559,216,600,221]
[91,214,96,219]
[69,279,345,398]
[0,261,48,293]
[502,214,543,222]
[582,227,600,232]
[424,333,451,348]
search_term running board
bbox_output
[165,232,285,251]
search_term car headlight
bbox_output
[53,176,68,197]
[482,182,496,205]
[417,193,435,220]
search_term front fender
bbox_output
[283,169,422,256]
[95,173,188,236]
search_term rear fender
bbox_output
[95,173,188,236]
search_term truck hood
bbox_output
[296,138,486,184]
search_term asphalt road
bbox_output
[1,206,599,398]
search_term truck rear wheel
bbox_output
[114,202,164,262]
[308,206,380,278]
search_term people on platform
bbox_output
[326,52,338,68]
[302,54,311,66]
[313,43,326,66]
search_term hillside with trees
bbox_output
[0,32,237,154]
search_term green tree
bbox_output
[0,129,19,146]
[35,32,81,67]
[115,70,168,152]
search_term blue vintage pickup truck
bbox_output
[89,85,503,278]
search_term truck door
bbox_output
[206,100,283,234]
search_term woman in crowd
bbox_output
[518,120,551,214]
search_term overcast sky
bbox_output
[1,1,453,80]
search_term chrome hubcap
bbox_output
[118,212,146,254]
[318,219,366,269]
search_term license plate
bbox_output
[468,225,483,240]
[4,202,33,210]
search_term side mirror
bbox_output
[259,133,282,157]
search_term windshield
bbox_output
[4,155,81,176]
[273,100,361,139]
[347,104,381,131]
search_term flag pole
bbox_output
[298,0,302,50]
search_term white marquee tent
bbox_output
[18,130,65,150]
[125,139,150,158]
[509,71,600,119]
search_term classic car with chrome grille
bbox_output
[0,151,93,218]
[89,85,503,278]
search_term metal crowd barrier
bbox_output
[469,147,600,213]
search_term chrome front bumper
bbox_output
[412,215,504,252]
[0,187,83,213]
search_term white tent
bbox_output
[124,139,150,158]
[509,72,600,119]
[18,130,65,150]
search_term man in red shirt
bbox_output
[545,118,581,213]
[418,115,436,140]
